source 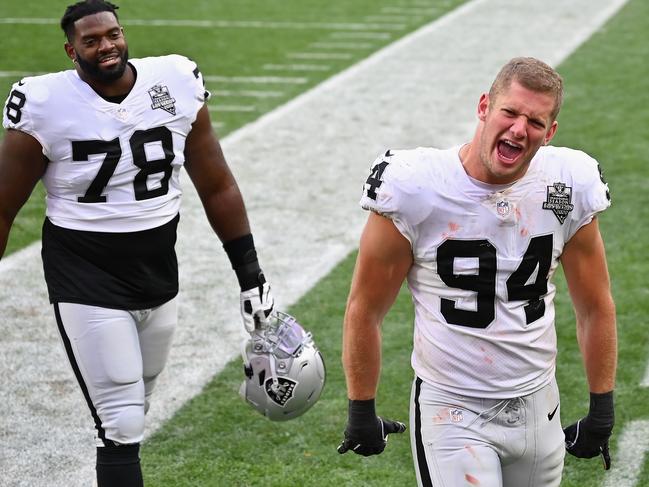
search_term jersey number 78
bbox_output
[73,126,174,203]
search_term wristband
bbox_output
[588,391,614,426]
[223,234,264,290]
[348,398,377,423]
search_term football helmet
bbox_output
[240,311,325,421]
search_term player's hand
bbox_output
[338,399,406,456]
[240,281,274,333]
[564,391,614,470]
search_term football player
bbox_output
[0,1,274,486]
[338,57,616,486]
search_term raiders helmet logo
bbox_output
[264,377,297,406]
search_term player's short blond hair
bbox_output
[489,57,564,121]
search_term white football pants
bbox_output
[54,299,177,446]
[410,377,565,487]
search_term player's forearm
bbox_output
[577,299,617,393]
[200,182,252,243]
[342,301,382,401]
[0,212,16,260]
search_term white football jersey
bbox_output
[2,55,208,232]
[360,146,610,398]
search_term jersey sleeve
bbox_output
[167,54,211,104]
[359,149,432,246]
[3,79,34,133]
[565,151,611,240]
[2,77,53,154]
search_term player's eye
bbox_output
[530,120,545,129]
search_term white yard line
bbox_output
[603,421,649,487]
[0,17,406,30]
[641,360,649,387]
[211,89,285,98]
[204,75,308,84]
[310,42,375,49]
[381,6,437,14]
[0,0,631,486]
[286,52,354,60]
[207,104,257,112]
[263,63,332,72]
[364,15,417,22]
[0,70,47,78]
[329,31,393,39]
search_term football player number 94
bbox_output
[437,234,553,328]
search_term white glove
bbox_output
[240,282,274,333]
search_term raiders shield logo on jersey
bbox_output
[148,84,177,115]
[265,377,297,406]
[542,182,575,224]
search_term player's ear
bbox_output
[544,120,558,145]
[64,43,76,62]
[477,93,489,121]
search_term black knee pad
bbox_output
[96,443,143,487]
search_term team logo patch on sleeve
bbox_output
[148,84,177,115]
[542,182,574,224]
[265,377,297,406]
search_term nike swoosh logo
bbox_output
[18,80,25,86]
[548,403,559,421]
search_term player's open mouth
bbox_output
[497,140,523,164]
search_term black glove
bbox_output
[337,399,406,456]
[563,391,614,470]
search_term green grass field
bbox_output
[1,0,648,486]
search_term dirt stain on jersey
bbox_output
[465,473,481,485]
[479,346,494,365]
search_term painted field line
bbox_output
[641,360,649,387]
[603,420,649,487]
[0,0,630,486]
[364,15,417,22]
[381,7,437,14]
[310,42,375,49]
[329,31,392,39]
[0,17,406,31]
[203,75,307,84]
[263,64,331,72]
[211,89,284,98]
[287,52,353,60]
[0,70,46,78]
[207,104,256,112]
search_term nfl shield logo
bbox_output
[450,408,464,423]
[496,200,510,216]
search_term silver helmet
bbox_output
[240,311,325,421]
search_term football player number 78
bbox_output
[73,126,175,203]
[436,234,553,328]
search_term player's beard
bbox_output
[75,47,129,84]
